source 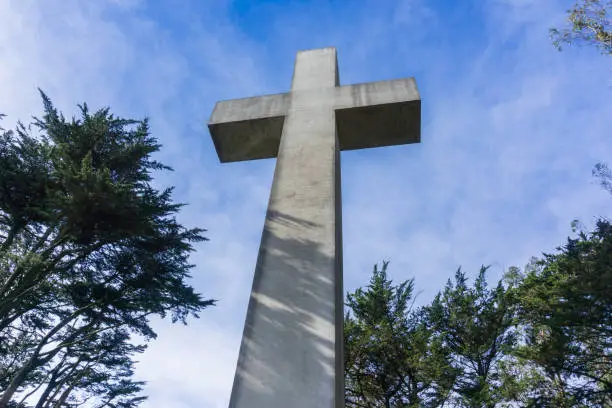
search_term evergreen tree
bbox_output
[425,266,517,408]
[0,92,214,407]
[344,262,454,408]
[510,220,612,407]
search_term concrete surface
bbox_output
[209,70,420,163]
[209,93,289,162]
[207,47,421,408]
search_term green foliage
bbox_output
[347,249,612,407]
[551,0,612,55]
[426,266,517,408]
[593,162,612,194]
[510,220,612,407]
[346,217,612,407]
[0,92,214,407]
[344,261,454,408]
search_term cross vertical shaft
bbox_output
[228,48,344,408]
[209,46,421,408]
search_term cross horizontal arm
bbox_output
[208,77,420,161]
[209,93,290,163]
[334,77,421,151]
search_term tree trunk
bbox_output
[35,354,82,408]
[33,358,65,408]
[52,382,77,408]
[0,309,89,407]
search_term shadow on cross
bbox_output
[230,209,342,406]
[267,210,319,229]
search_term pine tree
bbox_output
[511,220,612,407]
[344,262,454,407]
[425,266,517,408]
[0,92,214,406]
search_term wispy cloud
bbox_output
[1,1,267,406]
[1,0,611,406]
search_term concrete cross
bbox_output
[208,47,421,408]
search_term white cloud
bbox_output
[1,1,268,406]
[2,0,611,407]
[135,319,241,408]
[338,0,612,299]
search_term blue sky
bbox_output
[1,0,611,406]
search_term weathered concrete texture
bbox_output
[225,48,343,408]
[209,93,289,162]
[207,47,421,408]
[209,66,420,163]
[335,78,420,151]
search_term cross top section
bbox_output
[208,47,420,163]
